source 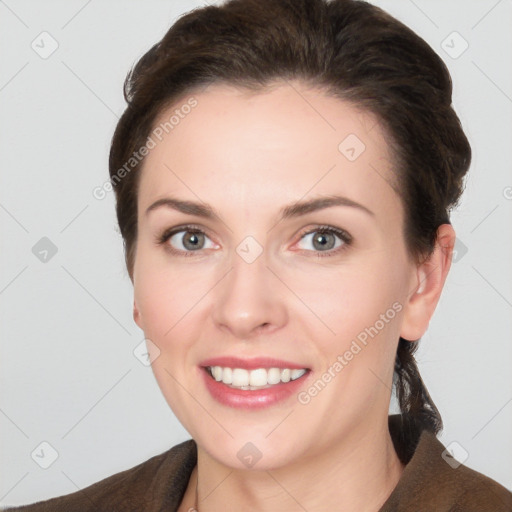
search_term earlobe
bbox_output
[400,224,455,341]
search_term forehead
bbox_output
[138,81,400,224]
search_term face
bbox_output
[132,81,418,470]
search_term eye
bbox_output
[159,226,217,254]
[296,226,351,254]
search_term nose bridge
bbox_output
[212,247,287,338]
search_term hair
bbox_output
[109,0,471,454]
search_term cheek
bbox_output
[285,257,406,342]
[134,252,212,340]
[133,253,211,420]
[286,260,407,408]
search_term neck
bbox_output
[185,416,404,512]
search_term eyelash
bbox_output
[157,224,353,258]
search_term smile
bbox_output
[200,360,311,409]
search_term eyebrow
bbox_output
[145,195,374,220]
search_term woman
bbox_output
[6,0,511,510]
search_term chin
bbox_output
[200,436,304,472]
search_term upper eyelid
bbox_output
[161,223,212,237]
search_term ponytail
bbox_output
[393,337,442,461]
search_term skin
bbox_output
[131,81,454,512]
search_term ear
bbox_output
[133,299,143,330]
[400,224,455,341]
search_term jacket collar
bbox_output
[160,414,511,511]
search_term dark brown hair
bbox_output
[109,0,471,453]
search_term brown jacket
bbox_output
[4,416,512,511]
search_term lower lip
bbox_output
[201,368,310,409]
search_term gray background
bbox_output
[1,0,511,506]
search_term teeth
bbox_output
[290,369,304,380]
[212,366,222,381]
[267,367,281,385]
[232,368,249,387]
[221,367,233,385]
[208,366,307,389]
[249,368,267,387]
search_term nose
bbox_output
[211,253,288,339]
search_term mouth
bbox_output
[199,357,311,409]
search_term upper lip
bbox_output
[200,356,309,370]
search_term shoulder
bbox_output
[445,460,512,511]
[2,439,197,512]
[382,427,512,511]
[434,442,512,511]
